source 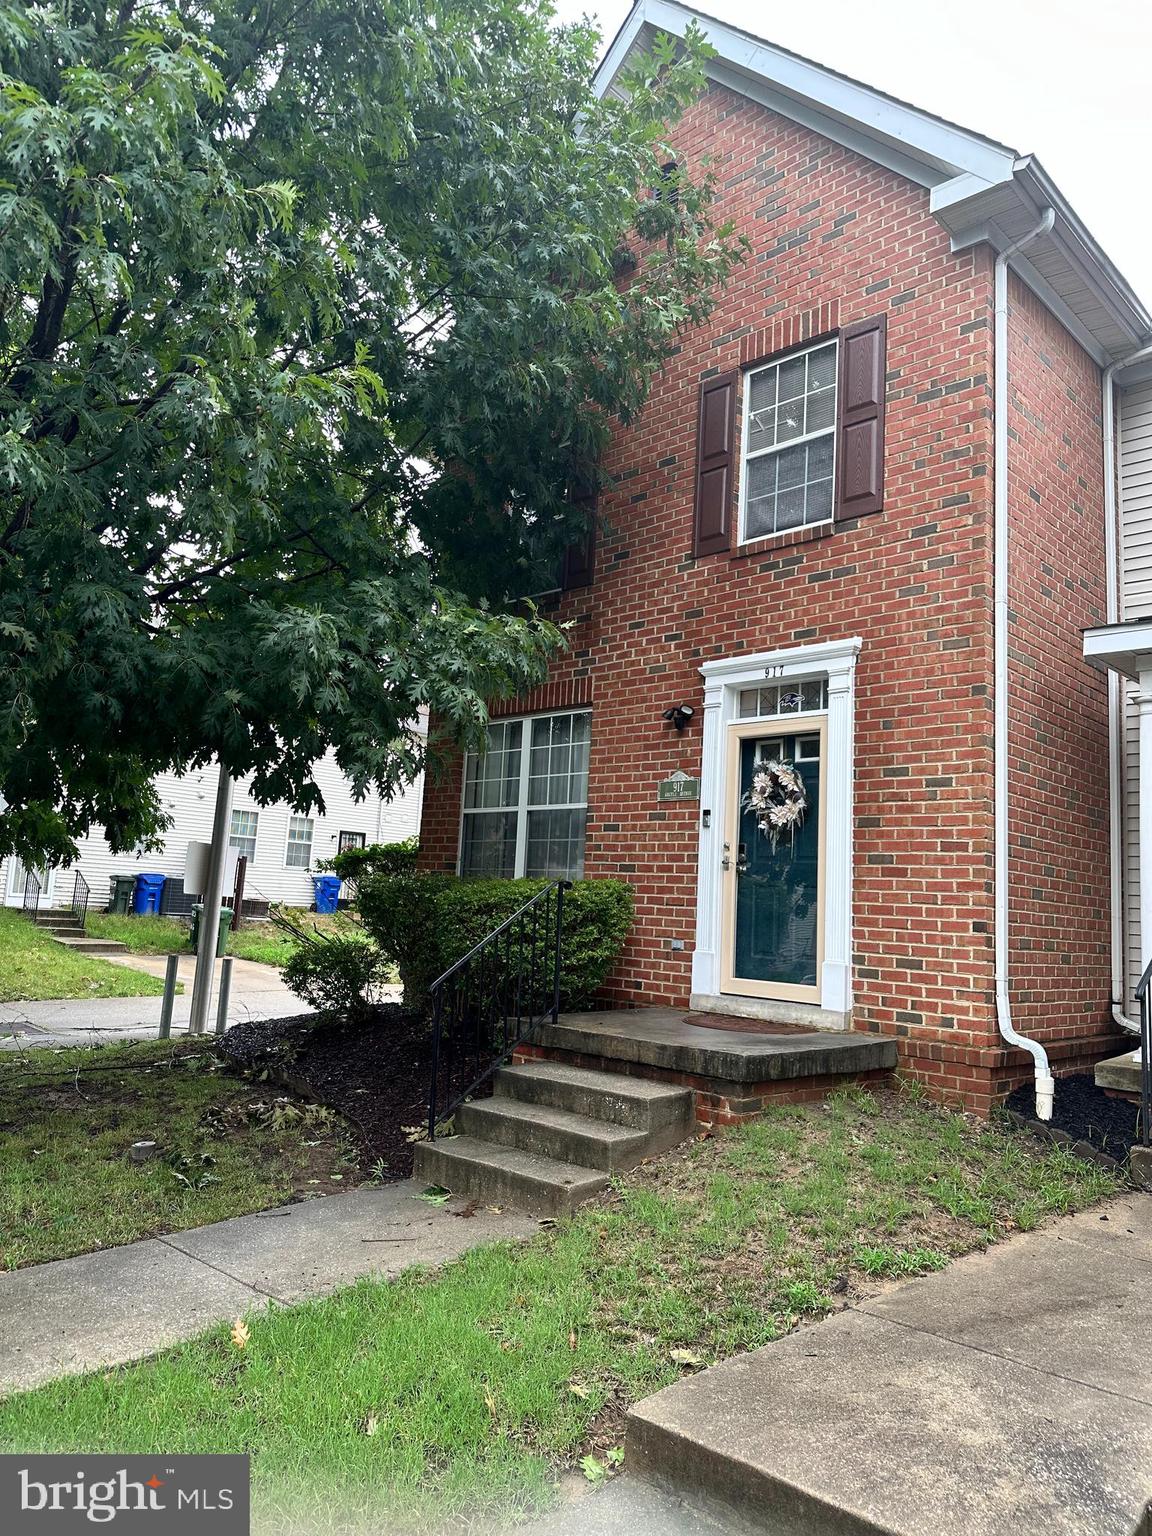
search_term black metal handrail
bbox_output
[21,869,41,916]
[1134,957,1152,1147]
[427,879,571,1140]
[71,870,90,928]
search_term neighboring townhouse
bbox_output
[418,0,1152,1114]
[3,746,424,915]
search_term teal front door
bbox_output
[725,728,823,998]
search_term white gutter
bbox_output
[994,208,1056,1120]
[1102,341,1152,1037]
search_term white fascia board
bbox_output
[1084,622,1152,680]
[594,0,1017,186]
[704,61,945,190]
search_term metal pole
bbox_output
[189,764,233,1035]
[158,952,180,1039]
[214,955,234,1036]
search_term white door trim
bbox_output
[691,637,862,1015]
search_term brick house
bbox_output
[417,0,1152,1121]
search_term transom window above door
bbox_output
[741,339,837,540]
[738,678,828,718]
[460,710,590,880]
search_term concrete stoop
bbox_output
[413,1061,694,1216]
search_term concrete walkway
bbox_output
[0,952,403,1049]
[611,1192,1152,1536]
[0,1183,536,1394]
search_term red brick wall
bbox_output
[419,83,1114,1111]
[1003,274,1118,1075]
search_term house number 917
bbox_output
[763,665,784,678]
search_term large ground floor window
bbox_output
[460,709,590,880]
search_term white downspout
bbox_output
[994,208,1056,1119]
[1102,343,1152,1036]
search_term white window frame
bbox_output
[457,709,591,880]
[738,337,838,545]
[229,808,259,862]
[284,814,314,869]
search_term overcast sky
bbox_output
[553,0,1152,314]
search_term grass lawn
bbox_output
[0,909,166,1004]
[0,1039,359,1270]
[0,1086,1117,1533]
[86,911,363,968]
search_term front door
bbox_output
[721,723,825,1002]
[5,859,56,908]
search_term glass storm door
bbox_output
[5,859,55,907]
[723,726,824,1001]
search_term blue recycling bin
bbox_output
[312,874,342,915]
[132,872,167,916]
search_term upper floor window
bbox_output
[740,339,837,541]
[229,808,258,862]
[285,814,314,868]
[460,710,590,881]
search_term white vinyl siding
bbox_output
[1119,382,1152,1005]
[459,711,590,880]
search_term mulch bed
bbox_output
[219,1005,431,1181]
[1005,1072,1140,1165]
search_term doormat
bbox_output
[683,1013,812,1036]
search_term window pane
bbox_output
[525,808,587,880]
[805,385,835,434]
[464,720,522,810]
[229,809,258,862]
[746,369,777,452]
[461,812,517,878]
[286,815,314,868]
[745,438,834,539]
[529,712,590,806]
[807,343,836,391]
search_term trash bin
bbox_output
[189,903,234,957]
[108,874,136,915]
[132,872,167,916]
[312,874,342,915]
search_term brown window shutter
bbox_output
[560,494,596,590]
[835,314,887,520]
[693,371,737,557]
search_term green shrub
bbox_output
[356,875,633,1012]
[318,837,419,884]
[277,921,393,1024]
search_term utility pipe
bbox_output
[1102,341,1152,1037]
[994,208,1056,1120]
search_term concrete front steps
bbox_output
[28,910,128,956]
[413,1061,694,1216]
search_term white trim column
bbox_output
[1138,671,1152,995]
[691,637,862,1019]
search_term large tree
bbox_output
[0,0,741,865]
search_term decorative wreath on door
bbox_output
[742,759,808,850]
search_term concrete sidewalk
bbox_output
[0,1183,536,1394]
[0,952,399,1049]
[616,1192,1152,1536]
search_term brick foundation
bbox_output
[512,1042,893,1126]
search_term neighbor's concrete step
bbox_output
[53,937,128,955]
[457,1097,654,1172]
[496,1061,694,1132]
[413,1135,608,1217]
